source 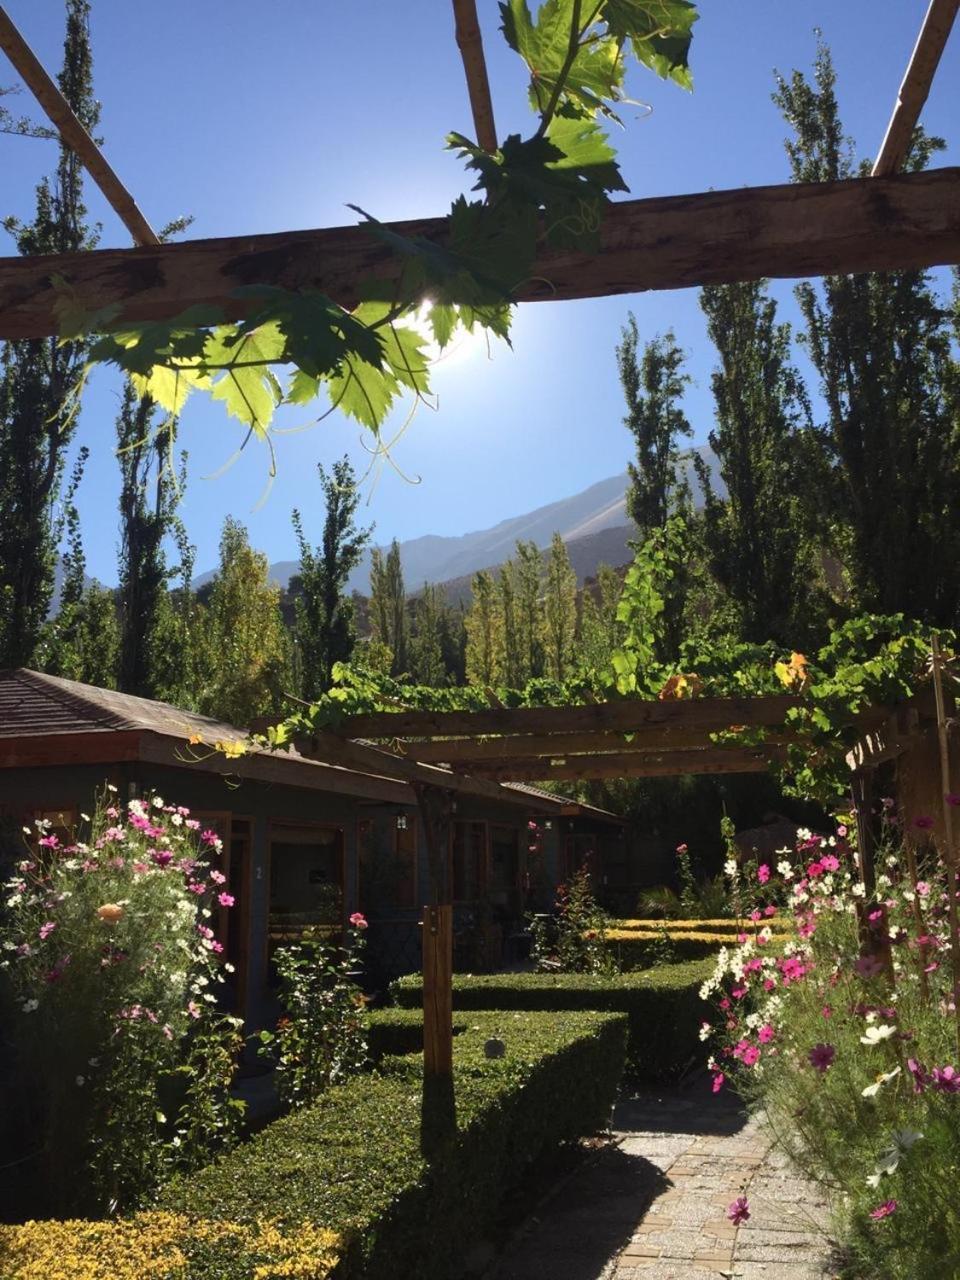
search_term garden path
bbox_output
[485,1076,836,1280]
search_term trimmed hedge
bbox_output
[390,959,711,1081]
[162,1009,626,1280]
[613,917,791,933]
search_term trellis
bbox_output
[1,0,957,1151]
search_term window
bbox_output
[268,823,343,952]
[489,824,520,907]
[358,816,418,915]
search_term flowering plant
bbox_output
[259,913,369,1109]
[0,789,243,1215]
[700,816,960,1277]
[529,862,614,974]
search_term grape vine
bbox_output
[60,2,699,457]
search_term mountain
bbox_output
[200,447,719,597]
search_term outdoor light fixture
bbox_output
[544,820,553,830]
[396,812,408,831]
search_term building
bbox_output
[0,669,623,1026]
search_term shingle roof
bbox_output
[0,668,240,741]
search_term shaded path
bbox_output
[485,1078,835,1280]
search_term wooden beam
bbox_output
[409,725,789,765]
[339,696,800,741]
[452,0,497,153]
[466,748,780,782]
[0,5,158,246]
[873,0,959,177]
[2,169,959,340]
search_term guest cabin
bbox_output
[0,669,623,1027]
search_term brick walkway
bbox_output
[485,1080,836,1280]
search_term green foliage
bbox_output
[390,959,711,1080]
[291,456,371,699]
[164,1010,627,1279]
[543,531,578,681]
[195,517,290,725]
[67,1,699,453]
[368,538,407,677]
[465,567,503,686]
[530,862,613,972]
[258,920,368,1110]
[0,792,243,1215]
[0,0,98,668]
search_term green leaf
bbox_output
[286,369,321,405]
[428,303,458,349]
[205,322,286,435]
[327,358,398,431]
[602,0,698,89]
[500,0,625,120]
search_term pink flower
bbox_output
[807,861,824,879]
[217,892,235,908]
[676,843,688,855]
[711,1071,725,1093]
[151,849,173,868]
[727,1196,750,1226]
[187,1001,201,1019]
[916,880,931,897]
[907,1057,928,1093]
[913,815,935,831]
[187,881,205,896]
[836,824,848,838]
[527,820,538,831]
[869,1200,897,1221]
[758,1024,775,1044]
[185,819,200,830]
[947,795,960,808]
[808,1043,835,1073]
[197,925,214,940]
[821,854,840,872]
[209,870,226,885]
[210,939,224,954]
[38,921,56,941]
[757,863,770,884]
[931,1065,960,1093]
[821,1004,833,1019]
[750,909,762,922]
[741,1045,761,1067]
[38,834,59,850]
[201,829,221,845]
[349,911,368,929]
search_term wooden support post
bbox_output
[853,766,878,895]
[415,784,456,1154]
[931,634,960,1056]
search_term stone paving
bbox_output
[485,1078,837,1280]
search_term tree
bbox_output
[368,539,407,676]
[197,519,290,726]
[579,562,624,675]
[0,0,98,667]
[498,558,524,688]
[617,318,692,539]
[40,451,120,687]
[291,458,371,699]
[773,41,960,626]
[116,385,185,697]
[696,281,819,645]
[409,582,448,686]
[543,533,578,681]
[464,570,503,687]
[514,540,544,681]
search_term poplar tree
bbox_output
[543,533,578,681]
[0,0,98,667]
[773,41,960,625]
[465,569,503,687]
[617,318,692,538]
[197,519,290,726]
[579,563,623,674]
[696,281,819,645]
[498,558,524,687]
[368,539,407,676]
[409,582,447,686]
[116,386,185,696]
[291,457,371,699]
[514,540,545,681]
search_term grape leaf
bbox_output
[428,303,458,349]
[602,0,698,89]
[205,322,286,435]
[500,0,625,120]
[327,358,398,430]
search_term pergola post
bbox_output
[414,782,456,1155]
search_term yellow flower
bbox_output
[96,903,124,924]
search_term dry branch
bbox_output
[2,169,959,340]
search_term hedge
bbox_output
[390,959,711,1081]
[1,1010,625,1280]
[613,917,791,933]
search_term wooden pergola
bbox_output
[1,0,957,1150]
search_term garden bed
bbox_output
[0,1010,626,1280]
[390,959,711,1080]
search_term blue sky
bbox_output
[2,1,958,583]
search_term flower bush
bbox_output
[0,790,244,1215]
[701,818,960,1278]
[529,862,613,974]
[258,912,369,1109]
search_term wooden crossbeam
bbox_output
[0,5,158,246]
[466,747,779,783]
[337,696,800,741]
[408,725,787,764]
[2,169,959,340]
[873,0,959,177]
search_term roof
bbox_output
[502,781,625,826]
[0,670,586,816]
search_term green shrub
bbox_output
[162,1009,626,1279]
[390,960,710,1080]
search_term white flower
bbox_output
[723,859,738,878]
[75,1075,85,1087]
[107,783,118,793]
[224,962,235,973]
[21,826,31,835]
[851,883,866,898]
[152,795,165,809]
[21,999,38,1013]
[862,1066,901,1097]
[171,813,183,826]
[797,827,811,842]
[80,812,90,822]
[699,1022,713,1042]
[777,860,794,879]
[886,854,899,867]
[860,1024,896,1045]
